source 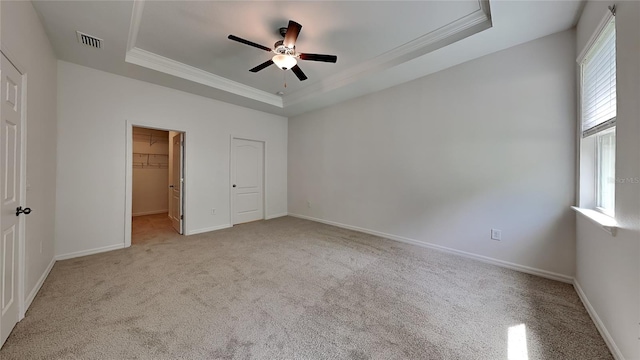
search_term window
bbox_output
[579,15,616,216]
[595,128,615,213]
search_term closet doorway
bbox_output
[131,126,184,244]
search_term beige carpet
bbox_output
[0,216,611,359]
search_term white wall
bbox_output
[132,128,169,216]
[1,1,58,309]
[289,30,577,278]
[56,61,287,258]
[575,2,640,359]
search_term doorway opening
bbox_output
[130,126,184,245]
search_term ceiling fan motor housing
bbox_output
[274,40,295,55]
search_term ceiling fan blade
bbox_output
[228,35,272,52]
[283,20,302,48]
[249,60,274,73]
[299,53,337,63]
[290,65,308,81]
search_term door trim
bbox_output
[229,135,267,225]
[17,68,27,322]
[124,120,187,247]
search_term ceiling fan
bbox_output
[228,20,337,81]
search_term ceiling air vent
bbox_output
[76,31,102,49]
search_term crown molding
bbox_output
[125,47,283,107]
[283,0,492,107]
[126,0,145,52]
[125,0,282,107]
[124,0,490,110]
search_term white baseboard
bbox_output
[573,279,624,360]
[186,224,232,235]
[288,213,573,284]
[23,257,55,315]
[132,209,168,217]
[266,213,288,220]
[55,243,125,261]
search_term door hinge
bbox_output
[180,215,183,220]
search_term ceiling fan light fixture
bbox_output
[272,54,297,70]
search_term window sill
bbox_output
[571,206,618,236]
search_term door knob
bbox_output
[16,206,31,216]
[232,184,236,188]
[169,185,174,188]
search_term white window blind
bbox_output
[581,17,616,137]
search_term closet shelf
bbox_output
[133,132,169,146]
[133,153,169,169]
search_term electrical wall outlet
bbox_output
[307,201,311,208]
[211,209,216,215]
[491,229,502,241]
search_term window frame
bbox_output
[576,11,616,219]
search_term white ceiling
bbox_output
[32,0,583,117]
[136,1,482,94]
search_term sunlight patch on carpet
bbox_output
[508,324,528,360]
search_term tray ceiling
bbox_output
[32,0,583,117]
[134,1,484,95]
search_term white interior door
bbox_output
[232,138,264,225]
[0,54,23,347]
[169,133,183,234]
